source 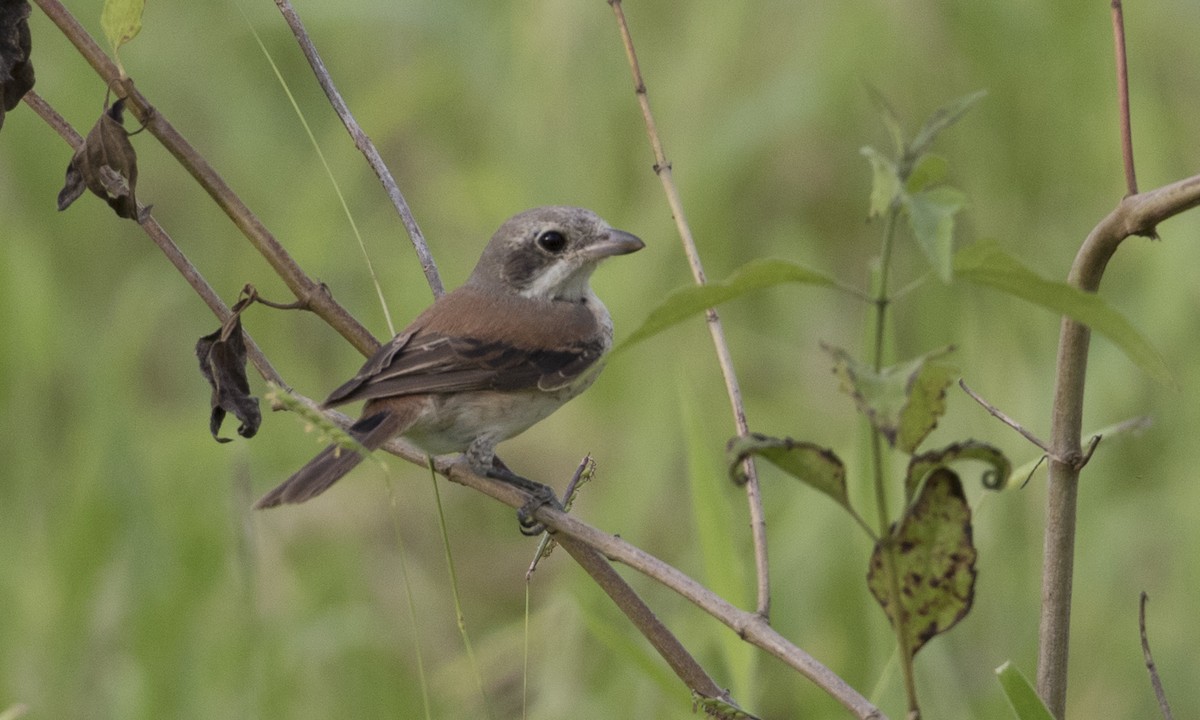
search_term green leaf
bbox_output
[864,84,906,157]
[691,692,763,720]
[101,0,144,53]
[861,145,902,218]
[954,240,1172,385]
[906,440,1011,501]
[903,186,965,283]
[995,662,1056,720]
[867,468,977,659]
[908,89,987,160]
[726,433,849,510]
[905,153,948,193]
[0,704,29,720]
[825,345,957,453]
[614,258,847,354]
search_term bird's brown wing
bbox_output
[323,292,605,408]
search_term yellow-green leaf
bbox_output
[614,258,847,354]
[861,145,901,218]
[995,662,1056,720]
[954,240,1172,385]
[903,185,965,283]
[101,0,144,53]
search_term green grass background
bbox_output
[2,1,1200,718]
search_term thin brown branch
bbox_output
[430,452,885,720]
[32,0,380,358]
[960,379,1052,453]
[1138,592,1174,720]
[1038,171,1200,718]
[272,0,444,298]
[22,89,286,389]
[555,535,734,709]
[1111,1,1137,196]
[607,0,772,621]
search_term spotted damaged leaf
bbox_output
[824,344,958,453]
[0,0,34,131]
[196,296,261,443]
[867,467,976,658]
[57,97,146,221]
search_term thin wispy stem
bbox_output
[607,0,772,621]
[273,0,444,298]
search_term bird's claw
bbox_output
[517,485,560,536]
[482,460,561,536]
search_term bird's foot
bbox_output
[485,460,561,536]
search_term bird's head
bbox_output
[468,206,644,301]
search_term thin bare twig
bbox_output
[1111,0,1138,196]
[1138,592,1174,720]
[526,454,593,579]
[960,379,1052,453]
[272,0,444,298]
[607,0,772,621]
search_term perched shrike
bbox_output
[255,206,643,531]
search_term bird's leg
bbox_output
[488,457,561,536]
[466,441,560,535]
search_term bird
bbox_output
[255,206,644,532]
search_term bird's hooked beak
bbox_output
[582,229,645,260]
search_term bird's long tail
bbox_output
[254,411,405,509]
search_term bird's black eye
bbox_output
[536,230,567,253]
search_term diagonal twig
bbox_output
[272,0,444,298]
[32,0,380,358]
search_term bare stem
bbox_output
[607,0,772,621]
[1138,592,1174,720]
[272,0,444,298]
[1038,173,1200,717]
[1111,0,1138,196]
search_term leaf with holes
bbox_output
[868,467,976,659]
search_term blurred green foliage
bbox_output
[2,1,1200,718]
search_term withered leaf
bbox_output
[57,97,144,220]
[867,467,977,659]
[0,0,35,131]
[196,300,261,443]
